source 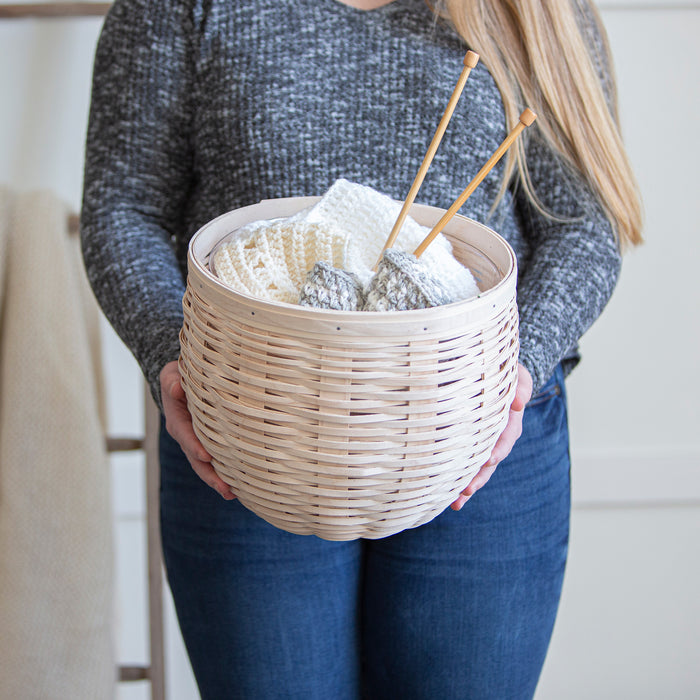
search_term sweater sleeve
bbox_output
[514,138,621,394]
[80,0,194,409]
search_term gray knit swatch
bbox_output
[363,249,454,311]
[299,261,366,311]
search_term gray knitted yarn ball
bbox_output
[298,261,366,311]
[363,249,455,311]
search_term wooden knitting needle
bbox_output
[375,50,480,269]
[413,108,537,258]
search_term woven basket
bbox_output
[179,197,519,540]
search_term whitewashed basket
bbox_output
[179,197,519,540]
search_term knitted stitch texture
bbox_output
[212,219,350,305]
[364,249,454,312]
[299,262,366,311]
[81,0,621,404]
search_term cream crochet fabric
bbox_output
[212,179,479,305]
[212,219,349,304]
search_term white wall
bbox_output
[1,2,698,698]
[537,3,700,697]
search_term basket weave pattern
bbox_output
[179,198,519,540]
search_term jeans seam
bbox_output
[527,383,561,408]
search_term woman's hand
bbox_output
[160,361,237,500]
[450,362,533,511]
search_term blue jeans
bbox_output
[160,365,570,699]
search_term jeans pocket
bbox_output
[527,367,564,408]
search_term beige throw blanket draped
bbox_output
[0,188,114,698]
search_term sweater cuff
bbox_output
[516,330,553,397]
[143,333,182,413]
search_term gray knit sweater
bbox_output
[81,0,621,406]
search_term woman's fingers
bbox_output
[160,361,236,500]
[511,363,533,413]
[450,363,533,511]
[186,454,237,501]
[449,460,499,511]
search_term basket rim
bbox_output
[187,196,517,319]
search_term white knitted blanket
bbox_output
[213,179,479,304]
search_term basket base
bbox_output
[216,462,482,541]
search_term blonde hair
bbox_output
[430,0,643,248]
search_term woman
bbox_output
[81,0,642,697]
